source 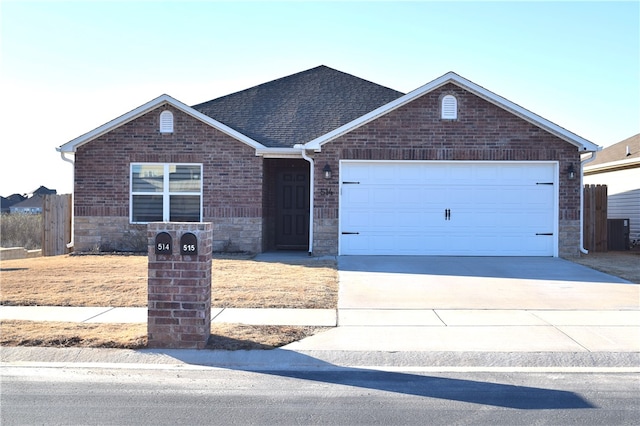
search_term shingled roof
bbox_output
[192,65,405,148]
[588,133,640,166]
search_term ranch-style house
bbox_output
[57,65,600,257]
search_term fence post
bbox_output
[583,184,607,252]
[42,194,72,256]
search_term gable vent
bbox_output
[159,110,174,133]
[441,95,458,120]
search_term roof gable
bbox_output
[192,65,404,148]
[57,94,265,153]
[305,72,600,152]
[3,194,26,205]
[31,186,56,196]
[10,194,44,209]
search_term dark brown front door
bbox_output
[276,169,309,250]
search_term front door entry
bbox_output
[276,169,310,250]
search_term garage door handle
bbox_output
[536,233,553,236]
[342,232,360,235]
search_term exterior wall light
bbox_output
[323,163,332,180]
[567,163,576,180]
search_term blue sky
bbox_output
[1,0,638,196]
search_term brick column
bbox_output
[147,222,212,349]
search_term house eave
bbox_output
[56,94,266,154]
[584,157,640,175]
[255,148,304,159]
[305,72,600,153]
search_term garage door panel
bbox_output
[340,162,557,256]
[343,185,371,204]
[395,188,428,205]
[526,189,555,206]
[371,187,398,203]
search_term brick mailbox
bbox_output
[147,222,212,349]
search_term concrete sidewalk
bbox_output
[1,305,639,353]
[0,306,337,327]
[287,309,640,352]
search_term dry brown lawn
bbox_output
[0,253,337,350]
[1,255,147,307]
[0,254,337,308]
[0,321,328,350]
[1,321,147,349]
[568,251,640,284]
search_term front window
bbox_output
[130,163,202,223]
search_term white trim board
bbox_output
[57,94,266,153]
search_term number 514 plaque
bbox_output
[155,232,172,255]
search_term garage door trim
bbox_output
[338,160,559,256]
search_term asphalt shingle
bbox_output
[192,65,405,148]
[589,133,640,166]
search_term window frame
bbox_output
[130,162,203,224]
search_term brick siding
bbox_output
[74,105,263,253]
[312,83,582,257]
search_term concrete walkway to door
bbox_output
[284,256,640,353]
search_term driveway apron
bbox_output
[285,256,640,352]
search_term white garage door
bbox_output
[340,161,557,256]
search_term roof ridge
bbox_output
[192,65,403,109]
[190,66,405,147]
[192,65,327,108]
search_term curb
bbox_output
[2,347,639,371]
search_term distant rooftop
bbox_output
[589,133,640,166]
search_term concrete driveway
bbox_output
[337,256,637,310]
[285,256,640,352]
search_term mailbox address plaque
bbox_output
[155,232,172,255]
[180,232,198,255]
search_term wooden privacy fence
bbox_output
[583,184,607,252]
[42,194,72,256]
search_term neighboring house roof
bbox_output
[305,72,600,153]
[192,65,405,148]
[57,95,266,154]
[9,195,44,211]
[31,186,56,196]
[2,193,26,206]
[584,133,640,173]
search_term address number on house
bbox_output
[155,232,172,255]
[180,233,198,255]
